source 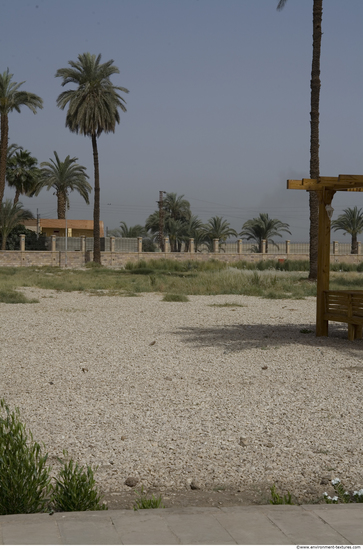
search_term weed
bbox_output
[0,399,52,515]
[0,289,38,303]
[133,486,165,510]
[300,328,313,334]
[269,485,295,505]
[52,450,107,512]
[162,293,189,302]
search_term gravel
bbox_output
[1,289,363,501]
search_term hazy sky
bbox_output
[1,0,362,241]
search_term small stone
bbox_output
[165,376,172,381]
[262,366,268,370]
[121,436,126,441]
[49,381,54,385]
[190,479,201,490]
[125,476,138,487]
[239,437,248,447]
[81,367,88,373]
[149,340,156,346]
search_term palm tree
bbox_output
[163,193,191,223]
[277,0,323,280]
[204,216,237,251]
[0,69,43,204]
[0,199,33,250]
[6,149,40,204]
[331,207,363,255]
[240,213,291,253]
[36,151,91,219]
[55,53,129,264]
[116,222,146,238]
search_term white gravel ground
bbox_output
[1,289,362,501]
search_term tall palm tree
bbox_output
[204,216,237,251]
[6,149,40,204]
[277,0,323,279]
[240,213,291,253]
[36,151,91,219]
[0,69,43,204]
[55,53,129,264]
[331,207,363,255]
[0,199,33,250]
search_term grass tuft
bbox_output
[162,293,189,302]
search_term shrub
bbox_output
[52,450,107,512]
[269,484,294,505]
[0,399,52,515]
[323,478,363,504]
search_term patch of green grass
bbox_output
[162,293,189,302]
[208,302,246,307]
[133,486,165,510]
[269,485,295,505]
[0,289,38,303]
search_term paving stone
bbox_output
[165,511,236,544]
[56,515,121,545]
[303,504,363,545]
[2,519,62,545]
[111,510,179,544]
[266,506,349,545]
[215,507,290,545]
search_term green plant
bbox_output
[323,478,363,504]
[52,450,107,512]
[133,486,165,510]
[0,399,52,515]
[300,328,313,334]
[269,484,294,505]
[162,293,189,302]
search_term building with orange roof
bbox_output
[24,219,104,238]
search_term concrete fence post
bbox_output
[358,242,361,255]
[137,237,143,253]
[286,240,290,254]
[189,238,195,254]
[110,236,115,253]
[333,241,338,255]
[261,239,266,254]
[237,239,242,254]
[213,239,219,253]
[164,236,170,253]
[51,235,57,252]
[81,235,86,254]
[20,234,26,252]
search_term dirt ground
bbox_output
[103,481,323,510]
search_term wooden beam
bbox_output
[287,177,363,192]
[316,189,335,337]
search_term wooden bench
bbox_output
[324,290,363,341]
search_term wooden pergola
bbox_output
[288,175,363,340]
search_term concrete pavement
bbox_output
[0,504,362,545]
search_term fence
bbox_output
[45,236,138,253]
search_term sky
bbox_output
[1,0,362,241]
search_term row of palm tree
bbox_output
[0,54,128,264]
[5,146,92,218]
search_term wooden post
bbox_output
[316,189,335,337]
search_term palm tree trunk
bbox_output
[92,133,101,265]
[14,189,20,204]
[57,192,66,219]
[0,113,9,204]
[351,234,358,255]
[308,0,323,280]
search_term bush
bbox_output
[134,486,165,510]
[162,293,189,302]
[0,225,48,251]
[52,450,107,512]
[0,399,52,515]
